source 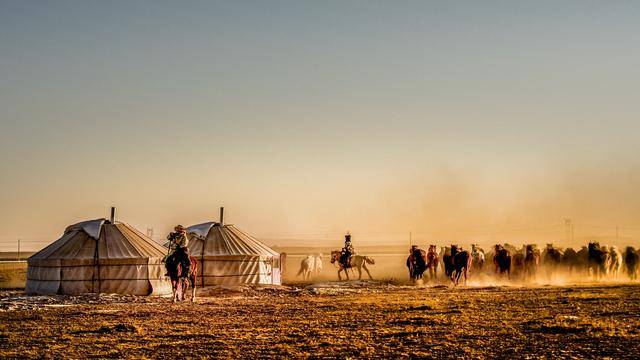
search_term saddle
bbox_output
[167,247,192,278]
[340,253,351,268]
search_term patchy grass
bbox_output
[1,284,640,358]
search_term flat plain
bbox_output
[1,282,639,358]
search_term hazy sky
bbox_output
[2,1,640,251]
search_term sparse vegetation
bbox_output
[1,283,639,358]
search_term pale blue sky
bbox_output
[1,1,640,250]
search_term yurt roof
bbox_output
[187,222,279,257]
[29,218,167,262]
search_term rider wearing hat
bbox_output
[165,225,191,277]
[339,233,354,268]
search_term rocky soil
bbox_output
[1,282,639,358]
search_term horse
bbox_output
[512,246,526,277]
[609,246,622,279]
[524,244,540,280]
[471,244,485,273]
[441,246,454,279]
[542,244,563,279]
[576,246,590,275]
[330,250,375,281]
[624,247,639,280]
[297,255,316,280]
[165,247,198,302]
[493,244,511,278]
[588,242,610,280]
[562,247,580,275]
[315,254,323,275]
[449,245,472,286]
[406,247,427,281]
[426,245,439,280]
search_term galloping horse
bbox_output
[524,244,540,280]
[426,245,439,280]
[165,247,198,302]
[471,244,485,272]
[609,246,623,279]
[588,242,610,279]
[330,250,375,281]
[624,247,640,280]
[562,247,580,275]
[441,246,454,278]
[543,244,563,279]
[297,255,317,280]
[449,245,472,286]
[406,247,428,281]
[493,244,511,278]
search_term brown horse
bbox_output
[426,245,439,280]
[441,246,454,279]
[165,247,198,302]
[543,244,563,280]
[406,247,428,281]
[493,244,511,278]
[330,250,375,281]
[624,247,640,280]
[450,245,472,286]
[524,244,540,280]
[588,242,609,279]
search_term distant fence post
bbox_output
[17,239,21,262]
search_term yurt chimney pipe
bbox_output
[110,207,116,223]
[219,207,224,225]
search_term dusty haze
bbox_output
[1,2,640,251]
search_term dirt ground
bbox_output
[1,282,640,359]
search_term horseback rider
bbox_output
[165,225,191,278]
[339,233,354,268]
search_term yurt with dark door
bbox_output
[26,215,171,296]
[186,210,282,286]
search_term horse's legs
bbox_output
[172,281,178,303]
[175,279,182,302]
[363,264,373,280]
[191,277,196,302]
[345,268,350,281]
[463,268,468,285]
[357,266,363,280]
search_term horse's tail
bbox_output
[364,256,375,265]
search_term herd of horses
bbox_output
[165,242,640,302]
[407,242,640,286]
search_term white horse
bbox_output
[609,246,622,279]
[314,254,323,276]
[471,244,485,272]
[297,255,316,280]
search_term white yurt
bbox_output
[186,210,282,286]
[26,213,171,296]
